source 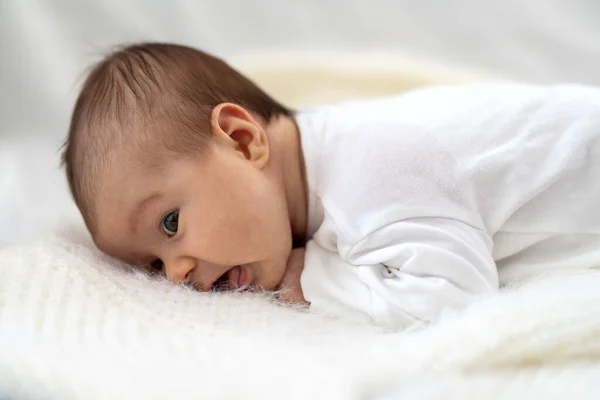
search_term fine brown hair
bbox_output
[61,42,292,232]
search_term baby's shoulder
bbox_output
[310,93,461,173]
[308,82,600,166]
[300,93,476,239]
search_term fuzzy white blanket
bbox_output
[2,235,600,399]
[2,56,600,399]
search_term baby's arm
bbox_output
[301,217,499,331]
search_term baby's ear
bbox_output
[210,103,269,168]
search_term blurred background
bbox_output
[2,0,600,246]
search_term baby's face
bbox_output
[93,142,293,292]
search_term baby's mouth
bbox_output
[211,265,250,291]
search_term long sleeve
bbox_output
[301,217,499,331]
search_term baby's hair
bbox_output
[61,42,292,233]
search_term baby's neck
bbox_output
[265,115,308,245]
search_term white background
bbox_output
[1,0,600,246]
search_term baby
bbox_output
[63,43,600,331]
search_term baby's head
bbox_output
[62,43,304,292]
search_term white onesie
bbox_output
[296,83,600,331]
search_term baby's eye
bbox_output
[161,210,179,236]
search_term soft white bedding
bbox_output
[2,235,600,399]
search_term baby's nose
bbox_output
[164,257,195,284]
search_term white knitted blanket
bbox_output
[2,234,600,399]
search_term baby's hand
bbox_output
[278,248,309,306]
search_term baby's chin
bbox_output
[251,261,286,292]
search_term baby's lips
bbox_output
[227,264,250,289]
[226,265,240,290]
[238,264,250,287]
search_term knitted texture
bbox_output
[1,236,600,399]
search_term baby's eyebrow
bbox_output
[129,192,164,234]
